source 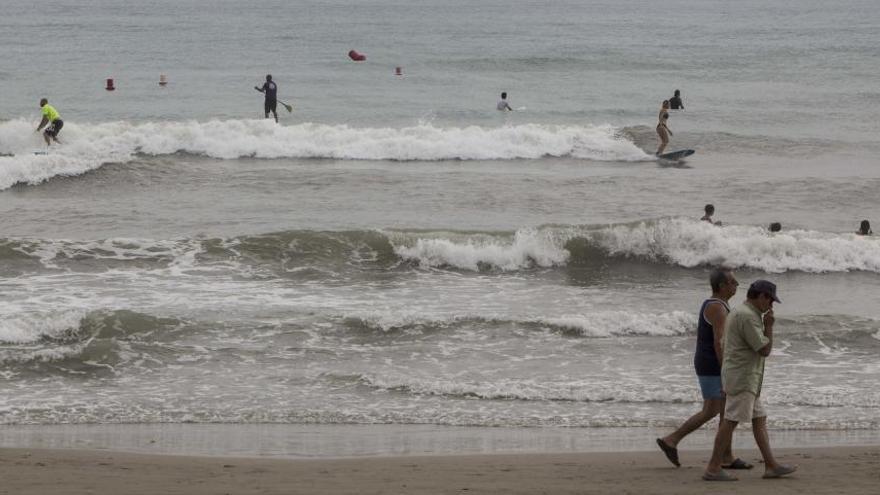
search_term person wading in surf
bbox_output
[497,92,513,111]
[670,89,685,110]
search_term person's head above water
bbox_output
[674,89,681,97]
[39,98,48,107]
[662,100,670,109]
[704,204,715,216]
[769,222,782,232]
[501,92,507,99]
[858,220,872,235]
[266,74,272,82]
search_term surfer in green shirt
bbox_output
[36,98,64,146]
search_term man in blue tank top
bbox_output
[656,268,752,469]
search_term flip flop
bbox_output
[655,438,680,467]
[703,469,738,482]
[763,464,798,479]
[722,458,754,470]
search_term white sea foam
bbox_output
[5,221,878,274]
[594,218,880,273]
[391,228,572,271]
[0,118,650,189]
[0,310,87,344]
[389,220,880,273]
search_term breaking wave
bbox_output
[0,118,650,189]
[3,219,879,275]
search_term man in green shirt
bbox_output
[703,280,797,481]
[36,98,64,146]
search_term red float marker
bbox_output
[105,78,115,91]
[348,50,366,61]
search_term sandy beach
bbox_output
[2,445,878,494]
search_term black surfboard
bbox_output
[657,149,695,161]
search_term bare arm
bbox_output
[705,302,727,367]
[758,309,774,356]
[36,116,49,132]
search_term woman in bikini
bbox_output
[656,100,672,155]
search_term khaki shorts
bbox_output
[724,392,766,423]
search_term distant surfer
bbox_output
[497,92,513,112]
[656,100,672,155]
[857,220,872,236]
[36,98,63,146]
[254,74,279,123]
[670,89,685,110]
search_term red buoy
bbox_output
[105,78,115,91]
[348,50,366,61]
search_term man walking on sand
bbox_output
[702,280,797,481]
[656,268,752,470]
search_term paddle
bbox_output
[254,87,293,112]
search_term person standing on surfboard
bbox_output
[36,98,63,146]
[656,100,672,155]
[254,74,279,123]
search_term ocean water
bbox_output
[1,0,879,438]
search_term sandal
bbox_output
[722,458,754,470]
[655,438,680,467]
[763,464,798,479]
[703,469,738,482]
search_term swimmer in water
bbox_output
[497,92,513,112]
[670,89,685,110]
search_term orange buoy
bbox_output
[348,50,366,61]
[159,74,168,86]
[105,78,115,91]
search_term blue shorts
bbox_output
[697,375,723,400]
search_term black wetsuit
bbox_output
[669,96,684,110]
[261,81,278,114]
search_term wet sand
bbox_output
[1,445,878,494]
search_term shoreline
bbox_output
[1,445,878,494]
[3,424,880,459]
